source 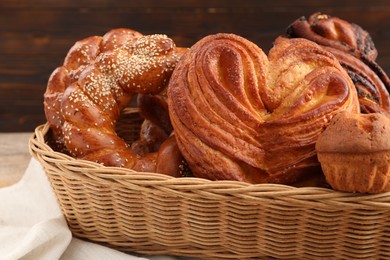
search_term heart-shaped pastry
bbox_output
[167,34,360,184]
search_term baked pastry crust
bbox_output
[316,112,390,193]
[44,28,186,175]
[284,12,390,114]
[167,33,359,184]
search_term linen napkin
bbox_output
[0,158,179,260]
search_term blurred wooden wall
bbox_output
[1,0,389,132]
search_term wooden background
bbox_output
[1,0,389,132]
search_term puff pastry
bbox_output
[167,34,360,184]
[284,13,390,114]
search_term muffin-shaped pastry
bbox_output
[316,112,390,193]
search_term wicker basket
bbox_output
[29,108,390,260]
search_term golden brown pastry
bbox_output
[44,28,186,176]
[130,93,189,177]
[283,12,390,114]
[167,33,360,184]
[131,94,173,155]
[285,13,377,60]
[316,112,390,193]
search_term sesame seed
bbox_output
[50,31,182,167]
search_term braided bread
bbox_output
[167,34,359,184]
[284,12,390,114]
[130,93,189,177]
[44,28,186,175]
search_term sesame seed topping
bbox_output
[48,30,182,169]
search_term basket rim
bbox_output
[29,120,390,209]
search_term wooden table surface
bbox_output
[0,133,32,187]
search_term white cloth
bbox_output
[0,159,179,260]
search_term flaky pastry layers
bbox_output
[284,13,390,114]
[168,34,360,184]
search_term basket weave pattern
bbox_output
[29,109,390,259]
